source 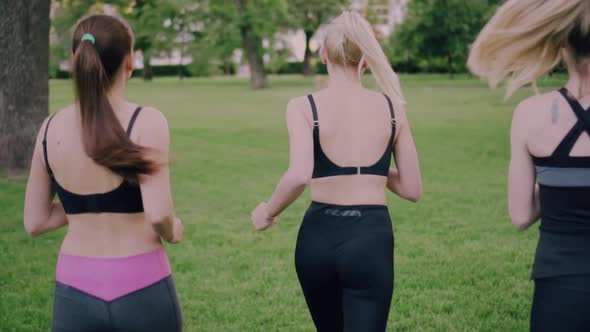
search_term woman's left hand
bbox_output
[251,202,276,231]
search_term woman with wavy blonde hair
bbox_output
[251,11,422,331]
[469,0,590,330]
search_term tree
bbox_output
[391,0,502,77]
[51,1,111,77]
[0,0,51,172]
[123,0,178,80]
[287,0,349,76]
[234,0,268,89]
[195,1,242,76]
[233,0,288,89]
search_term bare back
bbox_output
[39,103,164,257]
[523,91,590,158]
[302,88,400,205]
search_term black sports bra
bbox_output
[42,107,144,214]
[308,94,396,179]
[534,88,590,168]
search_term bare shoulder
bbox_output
[135,106,169,132]
[515,91,558,115]
[511,91,561,142]
[39,104,75,133]
[287,95,311,113]
[286,95,313,119]
[379,93,407,123]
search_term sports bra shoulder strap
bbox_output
[126,106,143,136]
[307,95,319,127]
[383,93,396,127]
[42,114,57,178]
[558,88,590,135]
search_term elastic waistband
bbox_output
[56,247,171,301]
[57,247,168,261]
[309,201,388,211]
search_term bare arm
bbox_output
[387,104,422,202]
[252,99,314,230]
[266,100,314,217]
[508,103,540,229]
[23,118,68,237]
[138,109,182,243]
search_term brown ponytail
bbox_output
[72,15,155,180]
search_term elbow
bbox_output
[286,172,310,190]
[405,190,422,203]
[511,217,532,230]
[404,182,423,203]
[509,211,533,230]
[24,221,41,237]
[406,190,422,203]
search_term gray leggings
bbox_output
[52,276,182,332]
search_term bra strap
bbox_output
[559,88,590,134]
[554,88,590,157]
[42,114,57,179]
[126,106,143,136]
[383,93,396,128]
[383,94,397,152]
[307,95,319,128]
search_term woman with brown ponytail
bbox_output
[251,11,422,331]
[469,1,590,330]
[23,15,183,331]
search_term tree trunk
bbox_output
[235,0,266,89]
[0,0,50,172]
[302,29,314,76]
[223,57,233,75]
[178,28,185,80]
[447,53,454,79]
[143,52,153,81]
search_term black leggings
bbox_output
[52,276,182,332]
[531,275,590,332]
[295,202,394,332]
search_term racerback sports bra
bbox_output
[531,88,590,279]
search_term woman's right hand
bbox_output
[251,202,276,231]
[168,217,184,244]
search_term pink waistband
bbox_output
[56,247,172,302]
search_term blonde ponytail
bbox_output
[468,0,590,98]
[324,11,406,104]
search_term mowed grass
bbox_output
[0,74,567,331]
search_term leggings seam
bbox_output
[106,301,113,329]
[164,277,180,331]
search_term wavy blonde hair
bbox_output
[468,0,590,98]
[323,11,405,104]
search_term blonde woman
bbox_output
[251,11,422,331]
[469,0,590,330]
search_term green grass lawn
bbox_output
[0,74,567,331]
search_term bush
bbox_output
[133,65,192,78]
[274,62,304,74]
[315,62,328,75]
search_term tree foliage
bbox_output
[390,0,502,76]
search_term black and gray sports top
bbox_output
[42,107,144,214]
[307,94,396,179]
[532,88,590,278]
